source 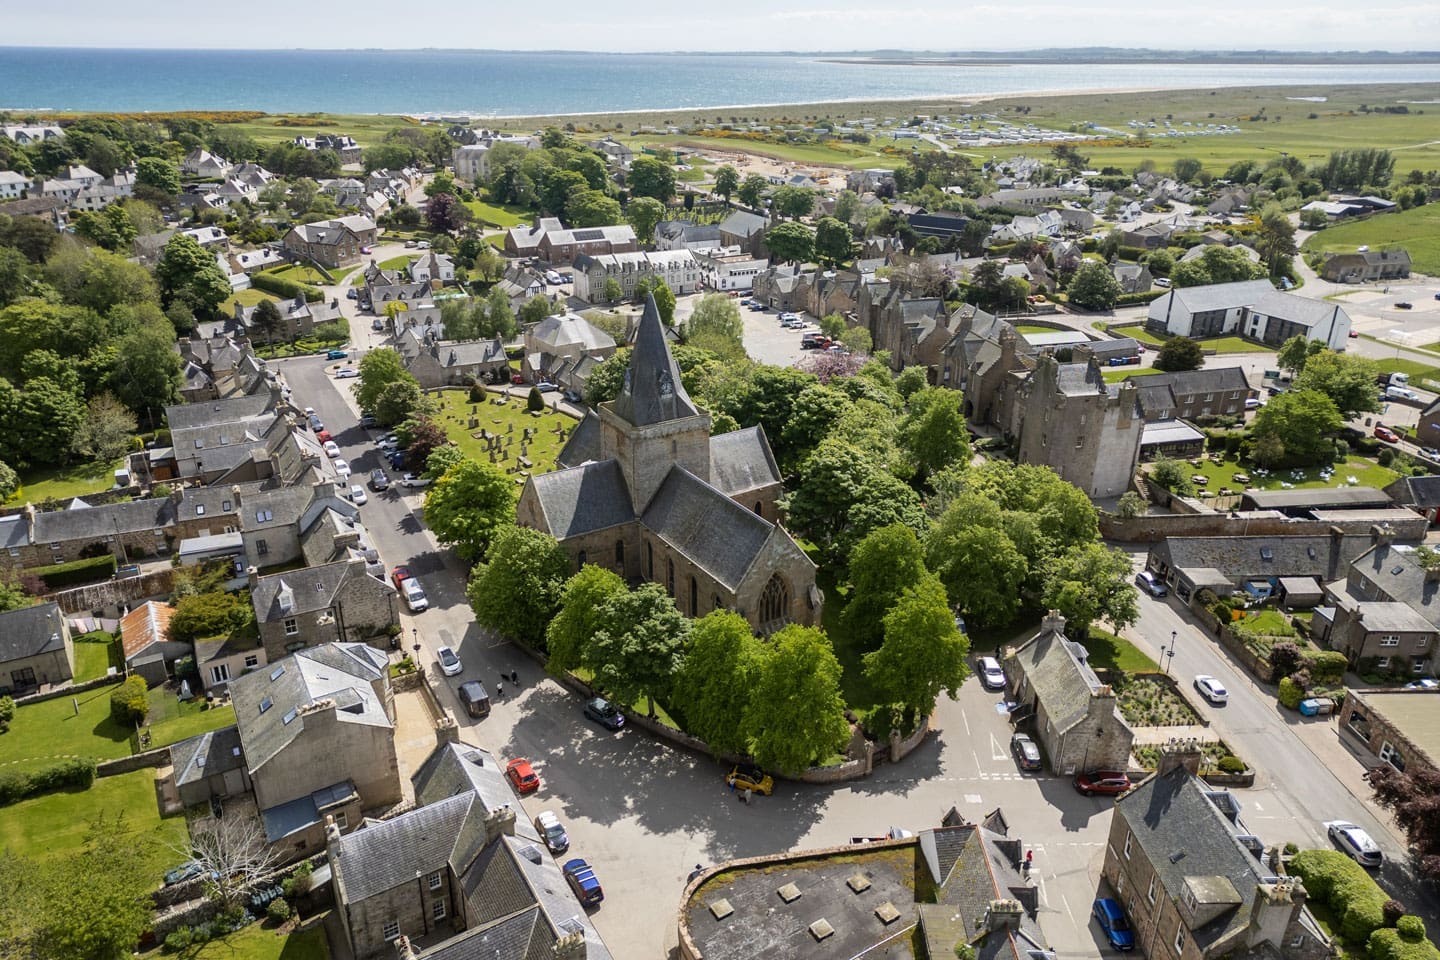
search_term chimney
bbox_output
[987,899,1024,931]
[483,803,517,844]
[392,935,419,960]
[324,815,343,848]
[553,930,586,960]
[24,502,36,542]
[1041,609,1067,636]
[230,484,243,513]
[1156,738,1204,778]
[1246,878,1306,949]
[170,484,185,506]
[1371,524,1394,548]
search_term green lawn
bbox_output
[146,921,332,960]
[1128,327,1169,347]
[265,263,333,285]
[1303,204,1440,277]
[7,457,126,505]
[1180,454,1400,493]
[254,333,351,359]
[1375,357,1440,391]
[1231,609,1296,638]
[1015,324,1059,335]
[0,684,134,773]
[1083,629,1160,674]
[1126,324,1273,355]
[0,768,187,880]
[72,632,120,683]
[220,287,275,315]
[1102,366,1166,383]
[463,197,530,228]
[433,390,578,476]
[143,687,237,750]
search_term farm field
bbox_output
[1303,204,1440,277]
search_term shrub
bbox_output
[1383,901,1408,926]
[1343,891,1388,942]
[1271,641,1304,682]
[1291,849,1356,902]
[1278,676,1304,709]
[282,860,314,898]
[0,694,13,730]
[1217,755,1246,774]
[266,897,293,923]
[1308,651,1348,685]
[250,271,323,303]
[1397,917,1427,941]
[1368,927,1440,960]
[526,386,544,412]
[110,674,150,725]
[0,757,97,806]
[1290,846,1392,944]
[168,591,250,644]
[163,928,193,953]
[33,554,118,589]
[1284,842,1300,856]
[1378,448,1395,467]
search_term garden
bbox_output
[1178,452,1401,496]
[433,388,578,475]
[1131,739,1248,776]
[1110,674,1203,728]
[144,921,330,960]
[73,630,122,682]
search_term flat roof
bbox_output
[1355,691,1440,764]
[1142,419,1205,445]
[1022,330,1091,347]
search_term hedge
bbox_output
[1368,927,1440,960]
[0,757,97,806]
[1307,651,1348,685]
[250,271,324,304]
[1116,290,1167,306]
[33,554,117,589]
[1291,849,1390,943]
[1278,676,1304,709]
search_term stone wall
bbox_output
[16,672,121,705]
[50,569,176,616]
[97,745,171,778]
[1100,510,1429,544]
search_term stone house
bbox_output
[4,497,180,571]
[406,338,509,389]
[504,217,561,259]
[654,219,722,251]
[234,294,343,343]
[170,726,252,807]
[1130,368,1254,422]
[1150,530,1376,605]
[182,149,232,178]
[1384,475,1440,527]
[1338,689,1438,778]
[176,333,268,403]
[1112,262,1154,294]
[0,602,73,695]
[1320,249,1411,283]
[571,249,700,301]
[522,313,616,392]
[717,208,770,258]
[1014,356,1142,500]
[327,741,612,960]
[282,215,377,269]
[1003,612,1134,775]
[1321,536,1440,677]
[749,263,812,312]
[940,312,1035,414]
[229,642,400,852]
[1103,743,1331,960]
[518,297,818,635]
[540,224,638,266]
[1416,400,1440,452]
[250,558,399,662]
[589,135,633,168]
[407,252,454,285]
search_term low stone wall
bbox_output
[50,569,176,616]
[392,667,457,745]
[1100,510,1429,544]
[16,672,122,706]
[1192,601,1275,683]
[97,746,172,778]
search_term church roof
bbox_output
[708,426,781,497]
[527,460,636,538]
[610,294,699,427]
[641,467,774,590]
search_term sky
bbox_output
[4,0,1440,51]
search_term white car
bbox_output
[400,473,432,489]
[1154,277,1173,288]
[1194,675,1229,704]
[378,434,400,451]
[1324,821,1383,867]
[348,484,368,505]
[333,459,352,479]
[437,645,462,677]
[322,440,341,458]
[334,367,359,379]
[401,577,428,612]
[978,656,1006,691]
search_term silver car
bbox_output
[1324,820,1382,867]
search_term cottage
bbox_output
[250,558,399,661]
[1337,689,1439,779]
[0,602,73,695]
[282,215,377,269]
[1320,249,1412,283]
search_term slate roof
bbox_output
[336,792,473,902]
[165,394,272,430]
[1156,534,1374,584]
[33,497,177,545]
[1162,279,1276,314]
[718,209,767,238]
[0,602,67,664]
[555,409,602,468]
[609,295,699,427]
[1343,542,1440,630]
[708,426,781,497]
[1132,366,1252,404]
[412,743,544,845]
[172,725,246,787]
[1115,766,1269,952]
[1251,290,1348,330]
[251,559,386,624]
[1008,620,1107,734]
[1083,337,1140,359]
[528,313,615,354]
[0,515,29,552]
[1241,488,1390,512]
[526,460,636,538]
[641,467,774,591]
[1389,475,1440,510]
[1054,361,1106,397]
[1348,601,1434,634]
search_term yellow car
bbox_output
[727,764,774,796]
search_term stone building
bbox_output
[1319,536,1440,677]
[281,215,376,269]
[1003,612,1134,775]
[518,296,818,634]
[250,557,399,663]
[0,602,73,695]
[1337,688,1439,778]
[1102,743,1331,960]
[1319,249,1411,283]
[229,643,400,852]
[571,249,700,301]
[1014,356,1143,500]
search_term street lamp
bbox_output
[1161,630,1177,675]
[412,628,421,665]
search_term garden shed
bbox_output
[1277,577,1324,609]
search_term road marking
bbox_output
[960,711,971,737]
[964,794,982,804]
[990,733,1008,761]
[1252,802,1264,812]
[1059,890,1076,928]
[1034,871,1049,907]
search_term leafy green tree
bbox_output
[249,298,283,346]
[567,189,623,228]
[45,244,156,315]
[780,439,925,566]
[601,276,624,303]
[818,313,846,340]
[1277,334,1325,373]
[673,610,765,755]
[865,576,968,716]
[155,233,229,315]
[423,444,465,480]
[0,376,83,467]
[1255,203,1297,277]
[467,526,570,648]
[0,459,18,504]
[135,156,180,196]
[778,384,851,469]
[844,524,931,653]
[772,185,815,220]
[712,165,740,202]
[737,175,770,210]
[1116,491,1146,519]
[633,276,676,325]
[167,590,251,644]
[840,326,872,355]
[1251,388,1344,466]
[625,196,666,245]
[71,393,136,463]
[813,216,853,267]
[0,246,30,308]
[376,378,425,427]
[586,582,689,718]
[1148,456,1194,495]
[745,625,850,775]
[627,155,676,202]
[1173,157,1203,183]
[683,293,744,359]
[422,459,517,562]
[396,415,447,474]
[833,189,861,224]
[764,221,815,265]
[1041,542,1140,636]
[925,497,1029,629]
[546,564,628,674]
[0,566,32,610]
[1293,350,1380,418]
[1154,336,1203,372]
[425,192,471,233]
[1067,259,1123,310]
[519,294,556,326]
[355,349,416,417]
[898,386,970,479]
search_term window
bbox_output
[210,664,231,684]
[383,921,400,942]
[1380,635,1400,647]
[615,540,624,565]
[432,899,446,921]
[666,559,675,597]
[1291,935,1306,949]
[284,618,298,637]
[195,505,205,516]
[1147,874,1157,904]
[754,501,763,515]
[760,574,789,627]
[689,577,698,616]
[223,500,232,512]
[256,539,269,556]
[577,550,586,571]
[1419,636,1430,649]
[428,871,443,891]
[1379,741,1407,773]
[1174,924,1187,954]
[333,811,348,830]
[1123,832,1132,860]
[1376,657,1390,670]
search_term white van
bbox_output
[402,577,429,612]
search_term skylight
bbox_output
[259,697,272,714]
[270,664,285,681]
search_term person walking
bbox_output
[496,681,504,699]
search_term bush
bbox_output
[0,694,13,730]
[1383,901,1408,926]
[168,591,251,644]
[1291,848,1357,902]
[1292,847,1390,943]
[1379,448,1395,467]
[526,386,544,412]
[1217,755,1246,774]
[162,929,193,953]
[1343,892,1388,942]
[282,860,314,898]
[250,271,324,303]
[0,757,97,806]
[1278,676,1304,709]
[1368,928,1440,960]
[1397,918,1428,941]
[110,674,149,725]
[1284,842,1300,856]
[266,897,293,923]
[1308,651,1348,685]
[33,554,117,589]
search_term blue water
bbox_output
[0,48,1437,115]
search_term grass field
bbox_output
[142,921,332,960]
[1303,204,1440,277]
[1180,454,1400,492]
[1376,357,1440,390]
[7,457,126,505]
[73,632,120,683]
[463,197,530,228]
[1102,366,1166,383]
[1128,325,1272,354]
[0,683,134,773]
[433,390,578,476]
[143,687,237,750]
[266,263,333,285]
[1084,629,1160,674]
[220,287,275,316]
[0,768,187,880]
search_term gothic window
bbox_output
[615,540,625,566]
[577,550,587,571]
[646,540,653,578]
[689,577,698,615]
[666,559,675,597]
[760,574,789,627]
[754,501,763,515]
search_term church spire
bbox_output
[611,293,699,427]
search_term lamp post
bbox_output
[412,628,421,666]
[1164,630,1177,675]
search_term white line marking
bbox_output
[961,711,971,737]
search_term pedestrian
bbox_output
[1024,849,1033,875]
[511,669,519,685]
[727,776,736,792]
[743,788,753,805]
[497,681,504,699]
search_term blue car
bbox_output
[563,858,604,907]
[1093,897,1135,951]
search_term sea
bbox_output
[0,48,1437,116]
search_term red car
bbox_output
[1074,771,1132,796]
[506,758,541,794]
[511,373,526,385]
[391,565,413,590]
[315,430,333,444]
[1374,425,1399,444]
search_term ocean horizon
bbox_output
[0,48,1437,115]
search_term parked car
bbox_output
[391,566,414,590]
[368,468,390,491]
[436,645,462,677]
[400,472,431,489]
[506,757,541,795]
[1395,301,1413,309]
[562,389,583,404]
[1153,277,1172,288]
[1074,772,1132,797]
[346,288,358,300]
[335,367,359,379]
[1325,820,1383,867]
[387,450,407,469]
[1092,897,1136,951]
[583,697,625,730]
[348,484,367,505]
[308,415,324,432]
[1194,675,1229,704]
[563,858,603,906]
[359,245,371,255]
[534,811,570,854]
[378,433,400,451]
[359,414,378,429]
[536,381,558,393]
[315,429,333,444]
[511,373,526,385]
[1136,571,1168,598]
[1404,678,1439,690]
[326,349,348,360]
[1244,398,1263,410]
[728,764,774,796]
[333,459,352,479]
[322,440,341,458]
[458,680,491,717]
[400,577,428,612]
[1374,425,1400,444]
[1011,732,1042,771]
[977,656,1006,691]
[1420,448,1440,463]
[163,860,205,886]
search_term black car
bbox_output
[562,389,583,404]
[1011,732,1042,771]
[583,697,625,730]
[359,413,378,429]
[368,468,390,491]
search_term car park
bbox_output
[436,645,462,677]
[977,656,1006,691]
[1092,897,1135,950]
[563,858,603,906]
[1136,571,1167,598]
[322,440,341,458]
[1324,820,1383,867]
[728,764,773,796]
[506,758,541,795]
[458,680,491,717]
[534,811,570,853]
[333,459,351,479]
[583,697,625,730]
[400,472,431,489]
[335,367,359,379]
[1011,732,1042,771]
[348,484,368,505]
[1194,675,1229,704]
[401,577,428,612]
[368,468,390,491]
[1074,772,1132,797]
